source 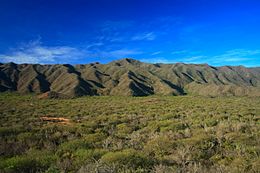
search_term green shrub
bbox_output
[73,149,107,167]
[116,123,133,137]
[0,156,38,173]
[0,150,56,173]
[204,119,218,127]
[101,149,152,169]
[84,132,107,143]
[144,134,176,160]
[56,139,91,156]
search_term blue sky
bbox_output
[0,0,260,66]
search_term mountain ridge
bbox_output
[1,58,260,97]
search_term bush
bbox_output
[0,156,38,173]
[84,132,107,143]
[74,148,107,166]
[144,134,176,160]
[101,149,152,170]
[56,139,91,156]
[116,123,133,137]
[0,150,56,173]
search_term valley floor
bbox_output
[0,93,259,172]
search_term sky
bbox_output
[0,0,260,66]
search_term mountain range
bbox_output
[1,58,260,97]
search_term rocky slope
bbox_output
[0,58,259,97]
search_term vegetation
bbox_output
[0,93,259,172]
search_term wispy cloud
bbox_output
[0,40,85,64]
[0,39,144,64]
[96,20,134,43]
[140,49,260,66]
[91,17,183,46]
[140,57,173,64]
[143,16,182,34]
[171,50,188,55]
[213,49,260,61]
[132,32,156,41]
[175,49,260,66]
[224,57,250,62]
[85,42,104,49]
[202,49,260,66]
[183,56,207,62]
[151,51,162,55]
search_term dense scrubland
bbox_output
[0,93,259,173]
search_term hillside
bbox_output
[0,58,260,97]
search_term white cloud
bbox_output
[221,49,260,57]
[0,40,85,64]
[140,57,174,64]
[175,49,260,66]
[85,42,104,49]
[132,32,156,41]
[181,56,207,63]
[151,51,162,55]
[142,49,260,66]
[224,57,250,62]
[212,49,260,63]
[0,38,146,64]
[171,50,188,55]
[96,20,135,43]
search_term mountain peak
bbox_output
[111,58,142,66]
